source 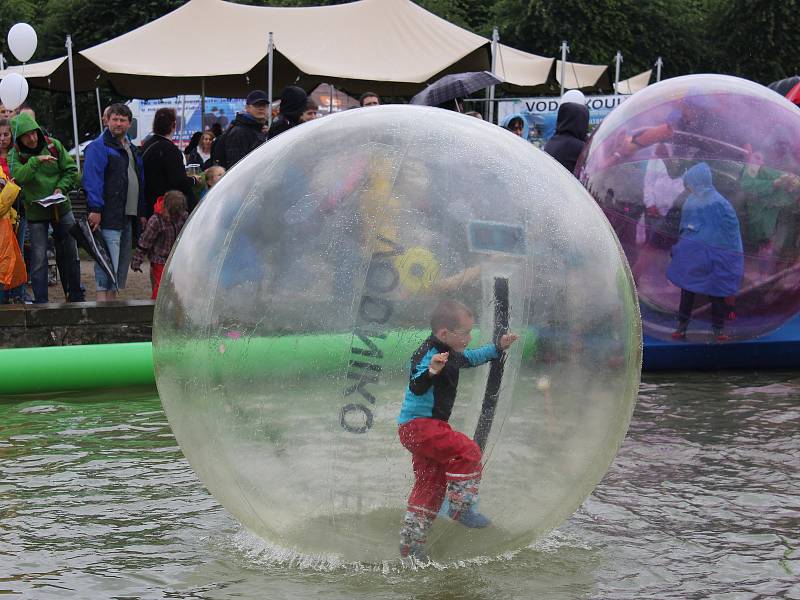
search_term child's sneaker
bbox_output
[449,507,491,528]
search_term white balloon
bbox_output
[0,73,29,111]
[8,23,38,63]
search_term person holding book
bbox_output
[8,112,84,303]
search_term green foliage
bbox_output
[491,0,719,80]
[708,0,800,82]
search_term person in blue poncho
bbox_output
[666,162,744,341]
[501,113,529,140]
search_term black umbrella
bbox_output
[767,75,800,96]
[410,71,503,107]
[70,218,118,291]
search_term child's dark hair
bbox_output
[162,190,187,221]
[431,300,473,332]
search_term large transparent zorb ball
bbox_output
[577,74,800,341]
[154,106,641,563]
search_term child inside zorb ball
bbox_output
[397,299,518,560]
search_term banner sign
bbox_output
[498,94,630,147]
[127,96,245,148]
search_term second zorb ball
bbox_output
[153,106,642,563]
[577,74,800,341]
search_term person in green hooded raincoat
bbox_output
[8,112,84,303]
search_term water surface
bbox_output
[1,372,797,599]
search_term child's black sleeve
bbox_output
[409,368,434,395]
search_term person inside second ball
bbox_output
[397,299,518,561]
[666,162,743,342]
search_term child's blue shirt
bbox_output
[397,335,499,425]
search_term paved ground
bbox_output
[47,258,154,303]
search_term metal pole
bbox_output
[267,32,274,128]
[95,88,103,132]
[488,27,499,124]
[559,41,569,97]
[328,83,334,114]
[0,54,5,71]
[65,35,82,173]
[614,50,623,95]
[201,77,206,131]
[655,57,663,82]
[180,94,186,147]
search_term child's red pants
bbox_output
[150,263,164,300]
[398,417,482,517]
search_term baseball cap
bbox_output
[246,90,270,105]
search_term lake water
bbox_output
[1,372,798,599]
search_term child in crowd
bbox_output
[397,299,518,560]
[131,190,188,299]
[199,165,225,201]
[299,99,319,123]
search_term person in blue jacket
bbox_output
[666,162,743,341]
[83,103,146,301]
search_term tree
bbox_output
[708,0,800,83]
[491,0,717,84]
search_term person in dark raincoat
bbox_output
[267,86,308,140]
[666,162,744,341]
[543,100,589,175]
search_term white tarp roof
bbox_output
[76,0,491,97]
[0,57,65,79]
[555,59,609,90]
[614,70,652,94]
[494,45,553,90]
[0,57,84,92]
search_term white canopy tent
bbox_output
[493,44,554,92]
[493,45,611,93]
[75,0,493,98]
[555,59,610,91]
[0,56,97,93]
[614,69,653,95]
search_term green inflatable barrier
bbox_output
[1,342,155,395]
[0,330,537,396]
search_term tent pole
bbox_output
[559,41,569,97]
[95,88,103,132]
[655,57,663,82]
[0,53,5,71]
[329,83,334,114]
[614,51,623,95]
[65,35,81,173]
[180,94,186,148]
[488,27,499,124]
[201,77,206,131]
[267,32,274,128]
